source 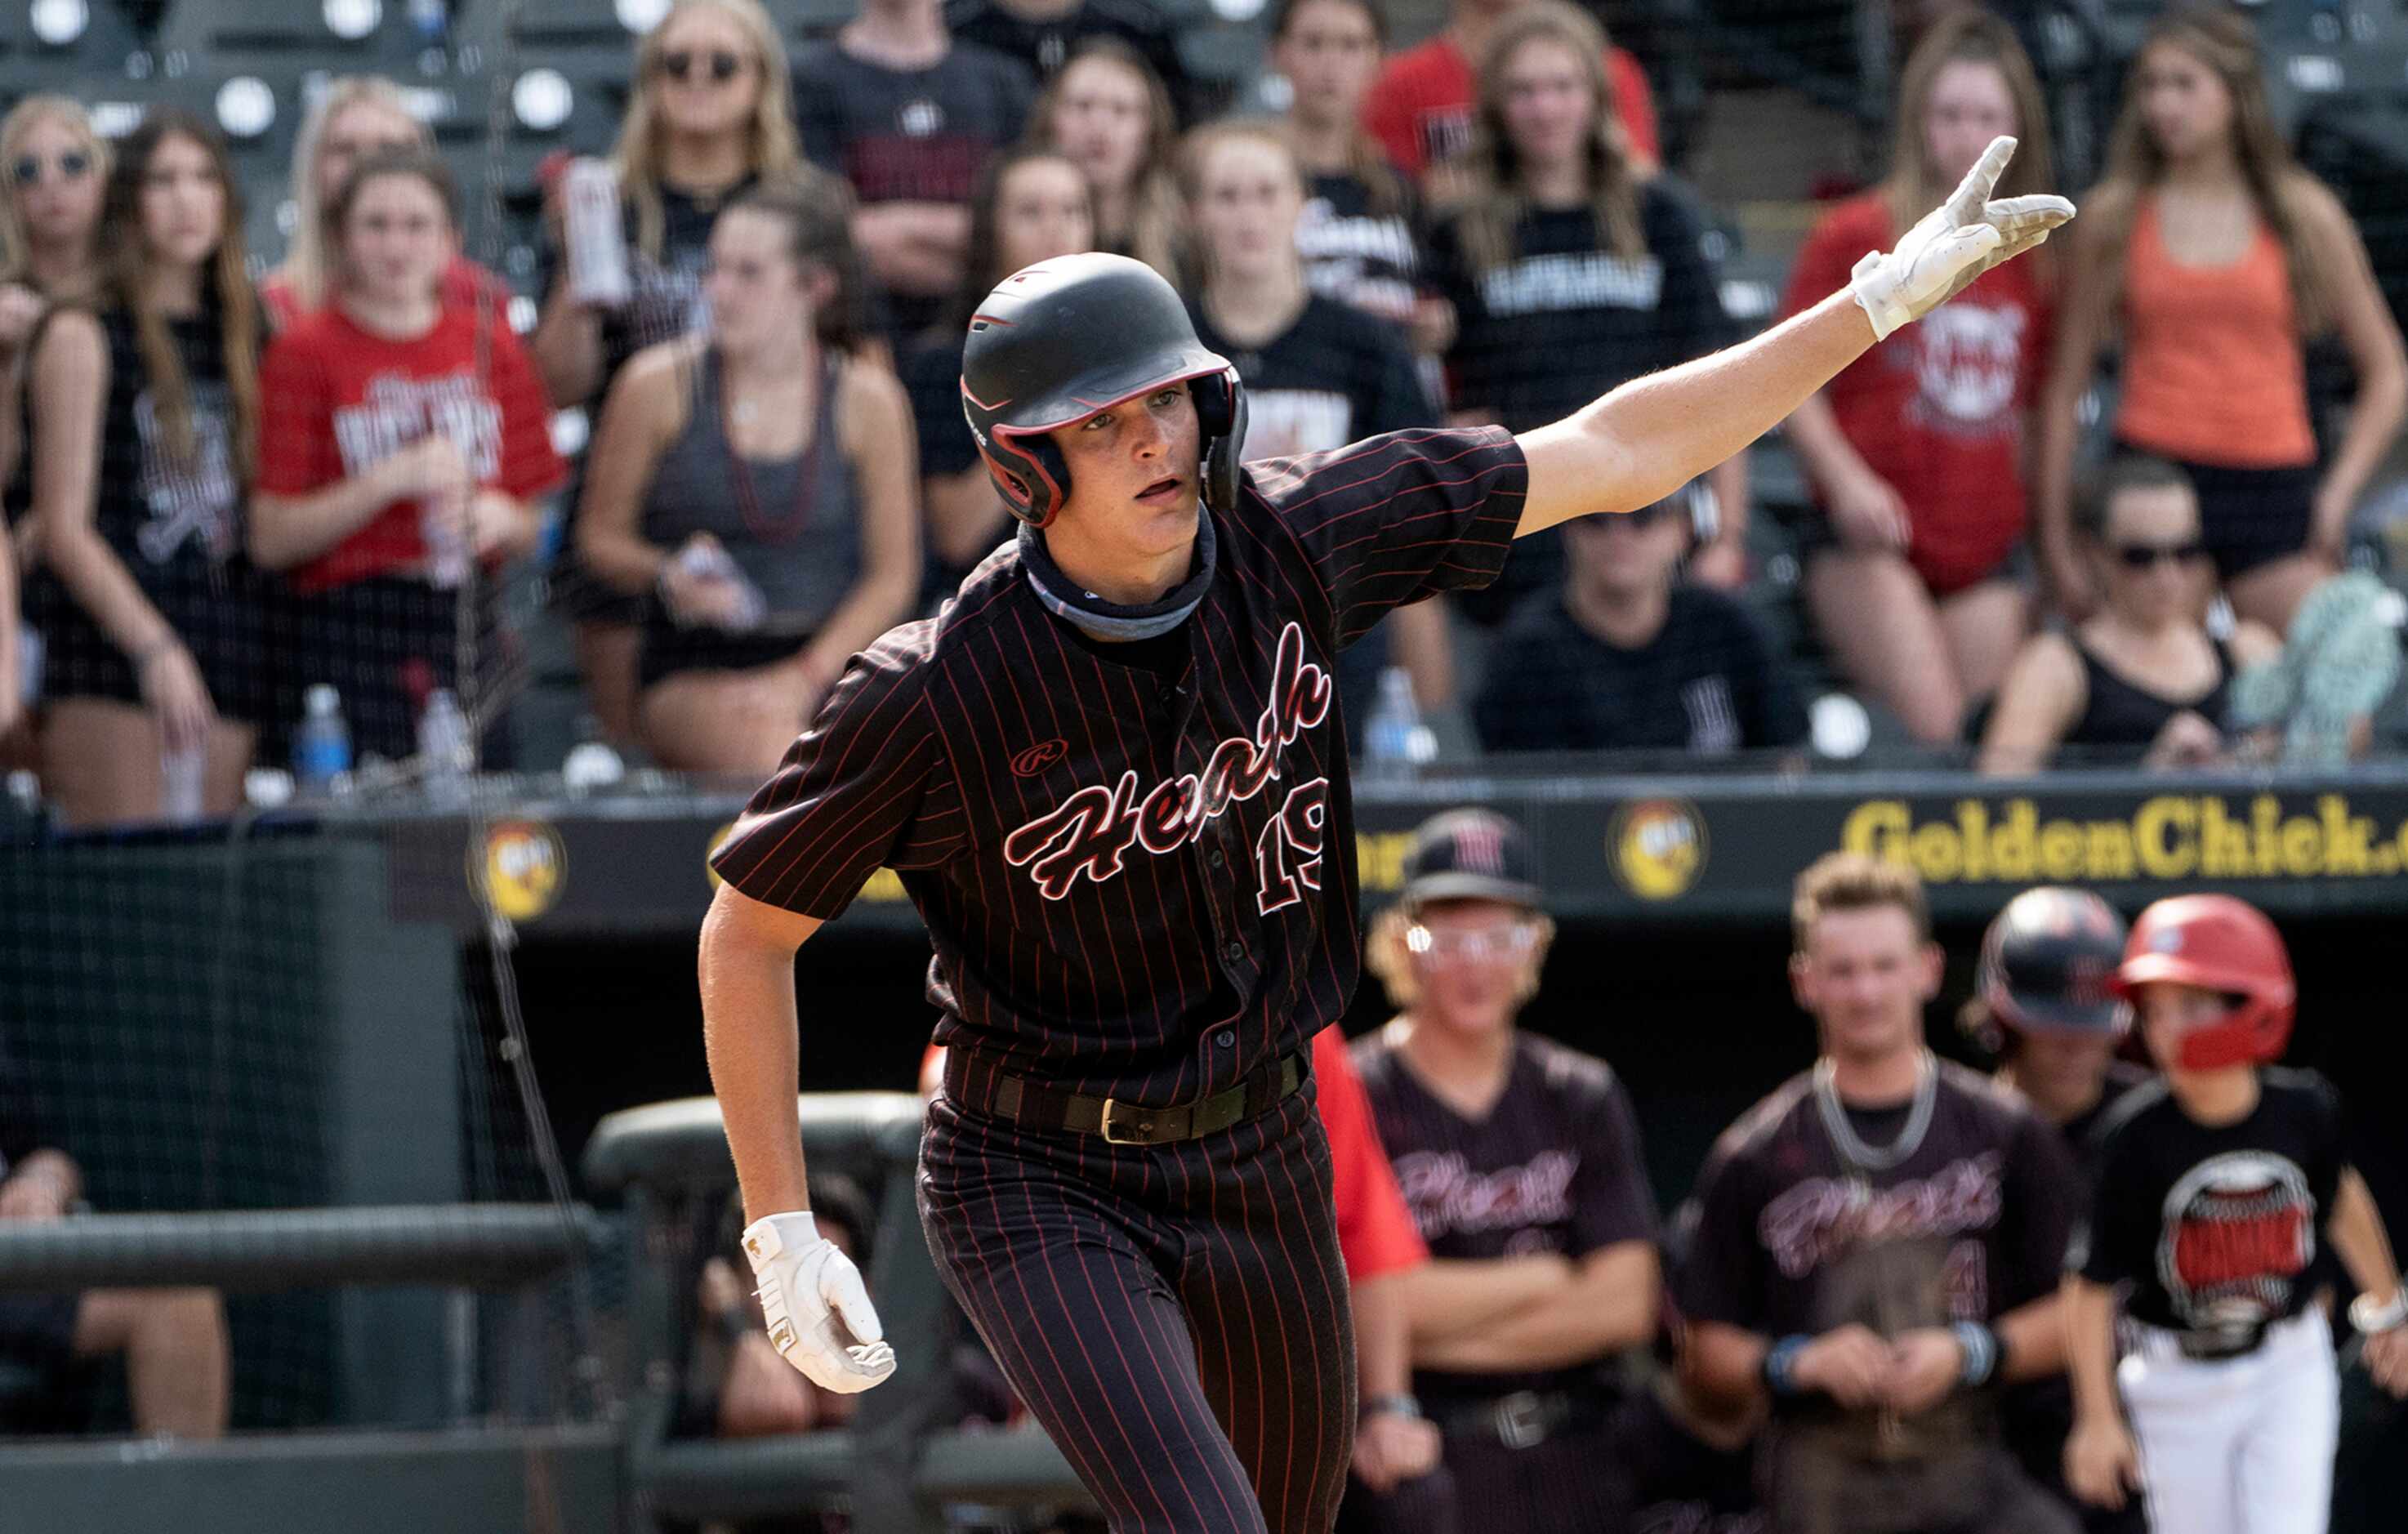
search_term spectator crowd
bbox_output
[0,0,2400,830]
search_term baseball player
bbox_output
[1965,887,2150,1534]
[696,140,2069,1533]
[2062,894,2408,1534]
[1351,809,1661,1533]
[1676,852,2082,1534]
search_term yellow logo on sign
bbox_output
[1839,794,2408,884]
[477,820,566,921]
[1612,798,1707,900]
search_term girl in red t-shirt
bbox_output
[252,148,564,762]
[1781,11,2054,747]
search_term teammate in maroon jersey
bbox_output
[1677,854,2082,1534]
[698,142,2067,1533]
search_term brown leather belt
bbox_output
[948,1047,1309,1145]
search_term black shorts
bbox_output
[638,618,814,689]
[39,558,270,725]
[2118,441,2317,580]
[0,1293,78,1371]
[275,575,518,765]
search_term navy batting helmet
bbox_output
[959,252,1247,529]
[1976,886,2131,1039]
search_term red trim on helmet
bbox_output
[960,381,1013,412]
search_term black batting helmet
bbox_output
[1975,886,2131,1041]
[960,252,1247,529]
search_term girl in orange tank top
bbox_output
[2034,8,2406,635]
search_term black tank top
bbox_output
[640,346,861,636]
[2067,633,2233,756]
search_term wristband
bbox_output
[1952,1321,2000,1387]
[2349,1288,2408,1336]
[1360,1393,1422,1422]
[1763,1334,1810,1397]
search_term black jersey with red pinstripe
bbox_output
[711,426,1528,1105]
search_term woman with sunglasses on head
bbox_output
[29,111,265,827]
[577,182,918,776]
[901,145,1093,605]
[1023,38,1183,280]
[2036,7,2406,635]
[1352,808,1661,1534]
[1981,454,2279,774]
[530,0,818,747]
[260,76,514,333]
[251,149,564,763]
[0,97,107,755]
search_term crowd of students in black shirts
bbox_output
[0,0,2402,832]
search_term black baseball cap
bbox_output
[1400,809,1541,911]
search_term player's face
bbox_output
[1192,136,1305,283]
[1923,60,2018,189]
[2134,981,2232,1071]
[1407,899,1541,1037]
[1499,39,1594,175]
[1050,58,1152,194]
[340,171,455,309]
[994,158,1095,276]
[649,6,764,143]
[2015,1028,2116,1108]
[1271,0,1382,128]
[11,112,102,256]
[2098,482,2209,629]
[1792,907,1941,1064]
[316,100,421,207]
[137,132,226,274]
[2136,40,2236,165]
[1053,383,1204,555]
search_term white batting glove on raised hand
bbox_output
[1849,136,2075,341]
[741,1211,897,1394]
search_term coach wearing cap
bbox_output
[1349,809,1661,1534]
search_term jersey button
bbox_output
[1215,1029,1235,1048]
[1206,849,1225,870]
[1224,939,1245,962]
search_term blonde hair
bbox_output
[1445,2,1643,280]
[281,77,430,314]
[2091,4,2331,336]
[1362,903,1554,1011]
[614,0,806,262]
[1028,39,1184,282]
[0,96,107,284]
[1790,852,1931,954]
[1882,10,2055,284]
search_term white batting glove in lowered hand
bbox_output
[1849,136,2076,341]
[741,1211,897,1394]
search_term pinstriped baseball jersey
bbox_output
[710,426,1528,1104]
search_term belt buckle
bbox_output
[1099,1098,1153,1145]
[1494,1391,1546,1450]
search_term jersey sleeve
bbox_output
[1570,1072,1660,1255]
[2303,1071,2350,1227]
[491,326,568,502]
[2077,1115,2148,1290]
[1674,1134,1769,1331]
[1996,1106,2078,1313]
[1250,424,1527,649]
[708,637,967,919]
[256,327,339,496]
[1314,1029,1428,1282]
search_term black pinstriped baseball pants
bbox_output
[920,1083,1356,1533]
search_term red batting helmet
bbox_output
[2112,894,2296,1070]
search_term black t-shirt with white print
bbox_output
[1677,1059,2075,1430]
[1297,168,1427,328]
[1472,585,1808,759]
[1353,1028,1659,1415]
[2077,1067,2347,1335]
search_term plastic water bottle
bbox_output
[676,539,767,631]
[1362,667,1434,780]
[422,493,469,591]
[418,687,473,809]
[294,684,353,796]
[159,742,204,823]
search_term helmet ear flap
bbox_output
[983,431,1072,528]
[1193,368,1247,515]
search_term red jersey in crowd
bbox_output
[258,302,565,595]
[1362,35,1659,182]
[260,255,515,335]
[1781,192,2051,595]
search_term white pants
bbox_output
[2120,1308,2338,1534]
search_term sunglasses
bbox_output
[1406,922,1541,961]
[11,150,91,187]
[1569,500,1675,534]
[2113,540,2205,570]
[658,49,745,83]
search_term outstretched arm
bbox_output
[1514,136,2071,538]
